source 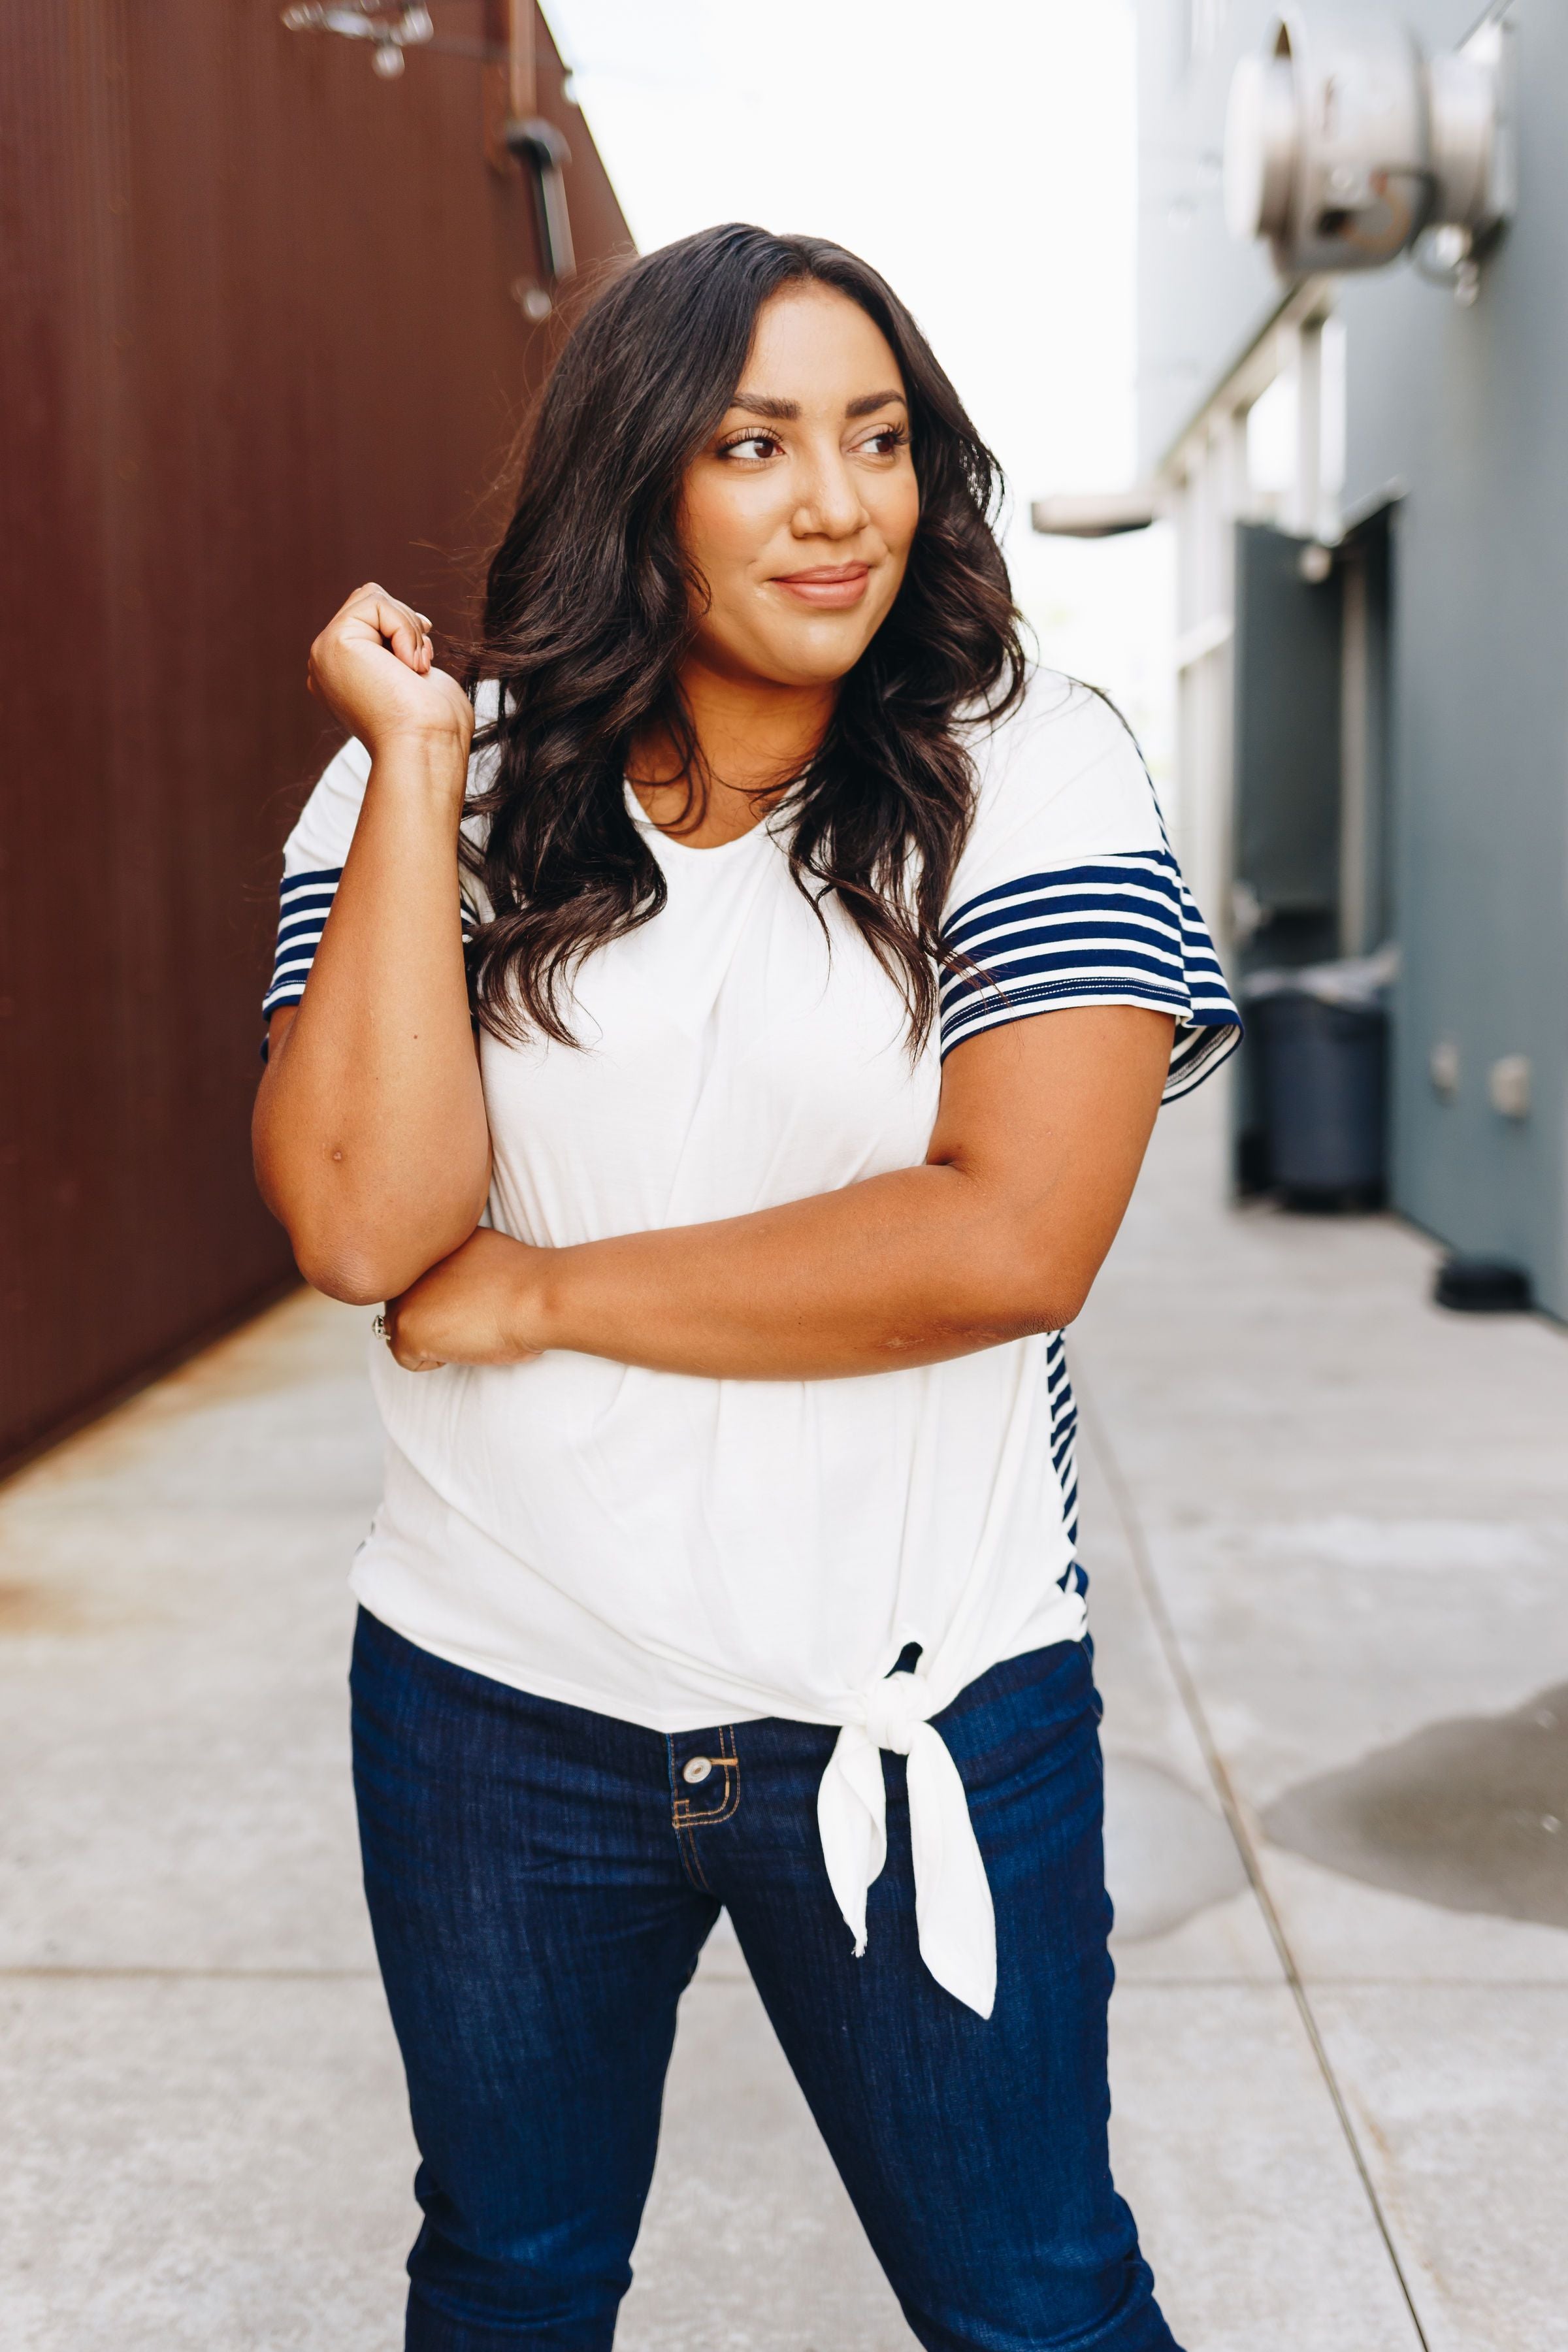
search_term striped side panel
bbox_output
[1045,1331,1085,1596]
[938,850,1241,1099]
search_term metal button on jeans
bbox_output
[681,1756,713,1786]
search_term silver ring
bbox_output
[371,1311,388,1342]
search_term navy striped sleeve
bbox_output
[263,868,343,1018]
[938,847,1241,1100]
[261,870,480,1024]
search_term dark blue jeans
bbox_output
[351,1607,1180,2352]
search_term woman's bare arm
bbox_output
[384,1003,1173,1379]
[252,587,489,1304]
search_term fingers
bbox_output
[389,1330,445,1371]
[333,582,438,674]
[363,585,433,674]
[383,1297,445,1373]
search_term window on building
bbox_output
[1320,316,1347,510]
[1244,316,1345,537]
[1246,372,1296,511]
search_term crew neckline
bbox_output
[623,778,783,860]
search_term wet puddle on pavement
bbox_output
[1264,1684,1568,1927]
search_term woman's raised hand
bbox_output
[306,583,474,760]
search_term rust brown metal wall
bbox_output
[0,0,632,1469]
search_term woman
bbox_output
[255,224,1237,2352]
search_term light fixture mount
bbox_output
[1224,8,1515,284]
[281,5,434,79]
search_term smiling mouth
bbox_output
[770,563,872,610]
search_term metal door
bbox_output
[1232,520,1344,952]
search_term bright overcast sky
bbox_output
[542,0,1175,780]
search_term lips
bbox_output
[771,563,871,610]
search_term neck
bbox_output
[627,655,837,846]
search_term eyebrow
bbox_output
[727,387,908,422]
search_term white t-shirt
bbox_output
[266,668,1239,2013]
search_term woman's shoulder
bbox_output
[968,664,1148,802]
[280,683,501,877]
[952,666,1163,906]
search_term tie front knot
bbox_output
[859,1668,935,1756]
[818,1665,997,2016]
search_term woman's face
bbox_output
[678,284,921,689]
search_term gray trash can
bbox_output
[1243,947,1396,1211]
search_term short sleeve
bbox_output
[261,735,372,1019]
[262,692,498,1026]
[939,673,1241,1101]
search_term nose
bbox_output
[790,445,869,544]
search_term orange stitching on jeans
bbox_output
[671,1723,742,1833]
[678,1827,715,1893]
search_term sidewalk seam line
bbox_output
[1077,1378,1433,2352]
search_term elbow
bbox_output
[966,1227,1093,1339]
[1041,1281,1092,1331]
[286,1213,481,1306]
[1024,1252,1096,1331]
[255,1168,399,1305]
[981,1288,1090,1341]
[255,1150,483,1308]
[1017,1266,1095,1334]
[275,1201,419,1306]
[286,1209,461,1305]
[293,1246,395,1309]
[278,1200,481,1307]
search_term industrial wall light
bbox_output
[282,4,433,79]
[282,1,578,301]
[1224,9,1514,297]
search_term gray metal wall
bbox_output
[1137,0,1568,1314]
[1136,0,1285,471]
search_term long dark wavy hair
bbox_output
[463,221,1027,1051]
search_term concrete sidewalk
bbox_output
[3,1080,1566,2350]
